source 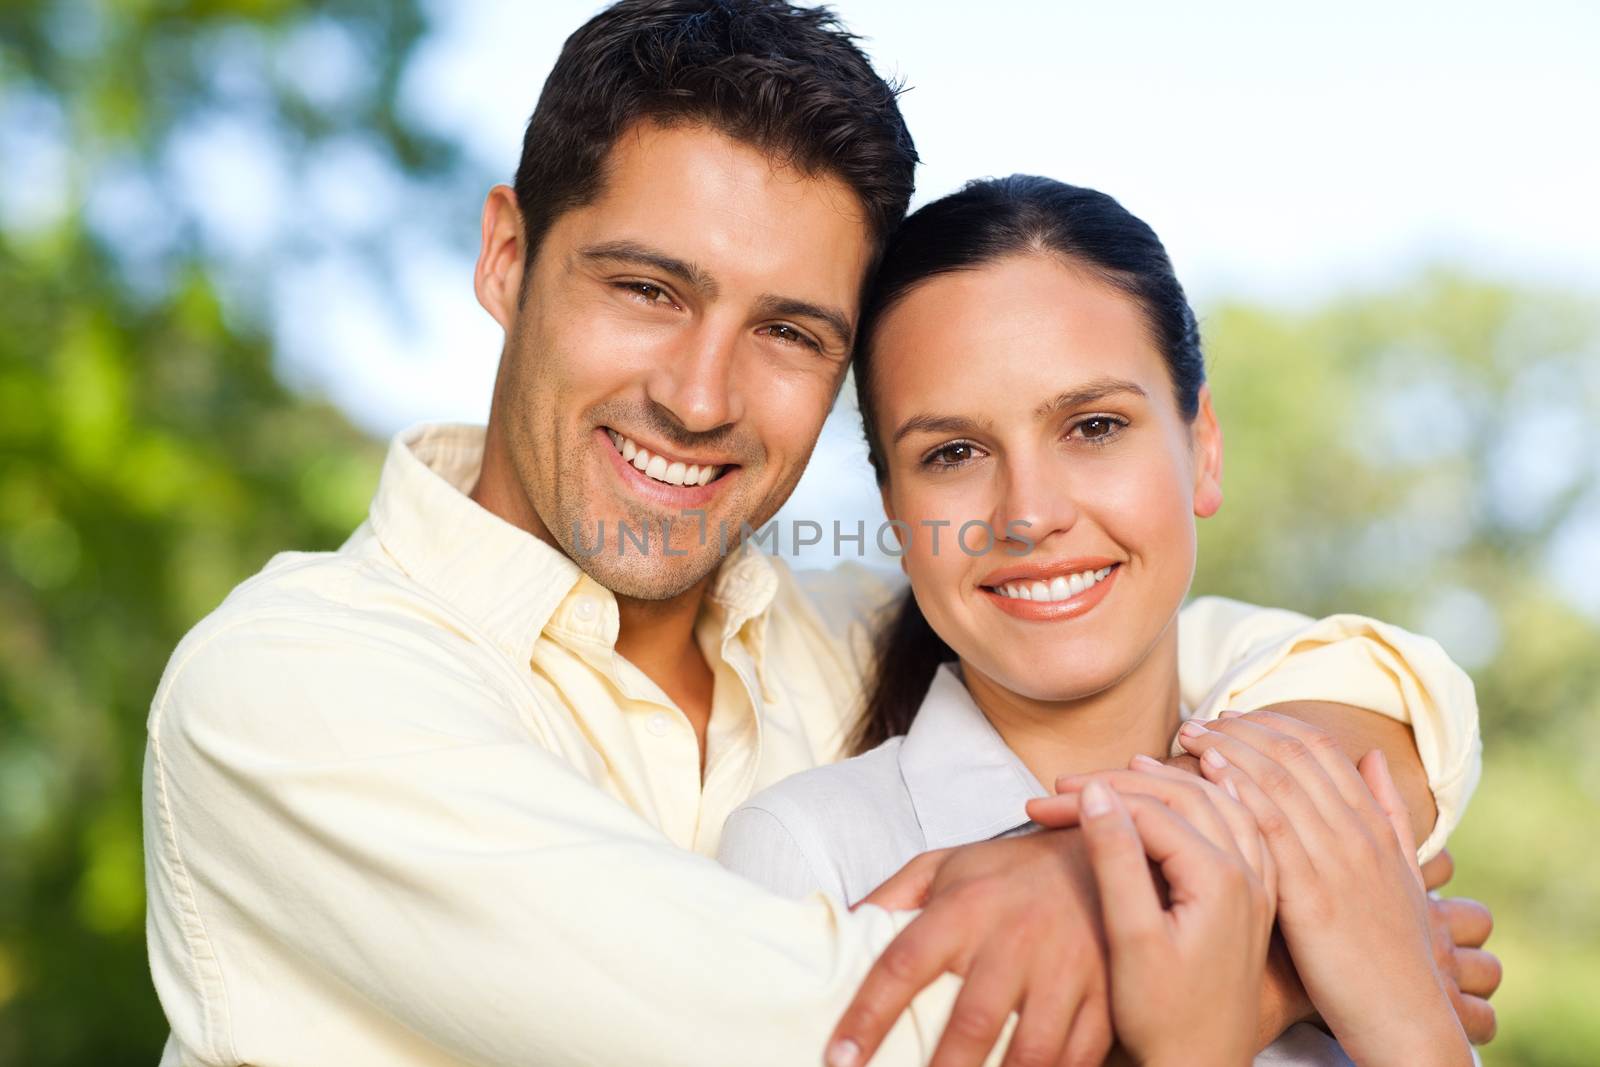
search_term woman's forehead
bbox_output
[872,255,1166,412]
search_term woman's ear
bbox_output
[1191,385,1224,519]
[473,184,528,333]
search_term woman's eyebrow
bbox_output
[1033,377,1147,419]
[891,413,993,445]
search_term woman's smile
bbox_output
[978,560,1123,622]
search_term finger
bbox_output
[1453,947,1504,1000]
[1077,780,1166,945]
[1358,749,1424,885]
[1437,896,1494,948]
[1220,710,1382,816]
[928,944,1027,1067]
[1055,989,1112,1067]
[1058,764,1237,859]
[1454,993,1498,1044]
[1116,793,1239,907]
[1025,791,1084,830]
[1421,847,1455,892]
[827,908,960,1067]
[1192,746,1317,894]
[856,848,956,912]
[999,968,1080,1067]
[1176,720,1338,855]
[1124,755,1268,881]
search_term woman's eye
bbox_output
[925,441,980,468]
[1072,416,1126,444]
[761,323,821,351]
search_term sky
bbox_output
[283,0,1600,438]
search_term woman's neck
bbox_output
[961,619,1183,794]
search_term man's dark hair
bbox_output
[513,0,918,272]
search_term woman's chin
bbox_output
[979,657,1130,705]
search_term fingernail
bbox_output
[1055,773,1085,790]
[826,1038,861,1067]
[1223,776,1240,801]
[1131,753,1164,771]
[1202,748,1228,770]
[1179,719,1209,738]
[1081,779,1113,817]
[1219,709,1246,720]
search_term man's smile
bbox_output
[596,426,739,508]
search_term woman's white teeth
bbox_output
[995,566,1113,602]
[608,430,721,487]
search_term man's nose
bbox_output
[645,319,745,433]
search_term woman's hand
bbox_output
[1175,710,1474,1067]
[1069,775,1271,1067]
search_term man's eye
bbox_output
[761,323,821,351]
[620,282,674,306]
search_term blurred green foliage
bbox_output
[1197,276,1600,1067]
[1,2,1596,1066]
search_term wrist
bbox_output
[1257,932,1314,1048]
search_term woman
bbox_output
[717,176,1471,1065]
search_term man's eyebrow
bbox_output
[578,241,719,298]
[1033,377,1147,419]
[755,294,854,349]
[892,413,993,446]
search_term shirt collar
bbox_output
[898,663,1050,849]
[368,423,784,677]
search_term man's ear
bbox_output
[1191,385,1224,519]
[474,184,528,332]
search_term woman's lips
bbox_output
[981,562,1121,621]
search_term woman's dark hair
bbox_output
[849,174,1206,754]
[513,0,917,272]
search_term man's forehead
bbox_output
[561,122,873,285]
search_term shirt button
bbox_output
[574,597,597,621]
[647,712,670,737]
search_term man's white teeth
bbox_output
[994,566,1113,602]
[606,429,720,487]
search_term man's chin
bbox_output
[571,544,727,603]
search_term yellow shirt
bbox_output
[144,423,1480,1066]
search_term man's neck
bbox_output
[614,581,716,744]
[962,619,1184,793]
[470,425,718,770]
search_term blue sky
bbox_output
[281,0,1600,436]
[273,0,1597,587]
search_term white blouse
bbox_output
[718,663,1356,1067]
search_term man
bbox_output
[143,2,1495,1065]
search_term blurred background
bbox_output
[1,0,1595,1063]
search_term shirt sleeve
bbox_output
[717,804,840,900]
[143,611,974,1067]
[1175,596,1482,862]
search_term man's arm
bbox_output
[1176,595,1482,859]
[145,617,966,1067]
[1165,701,1434,847]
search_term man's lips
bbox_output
[597,427,736,508]
[601,425,737,488]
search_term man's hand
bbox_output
[1422,850,1502,1044]
[827,830,1112,1067]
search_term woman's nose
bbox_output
[995,456,1080,550]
